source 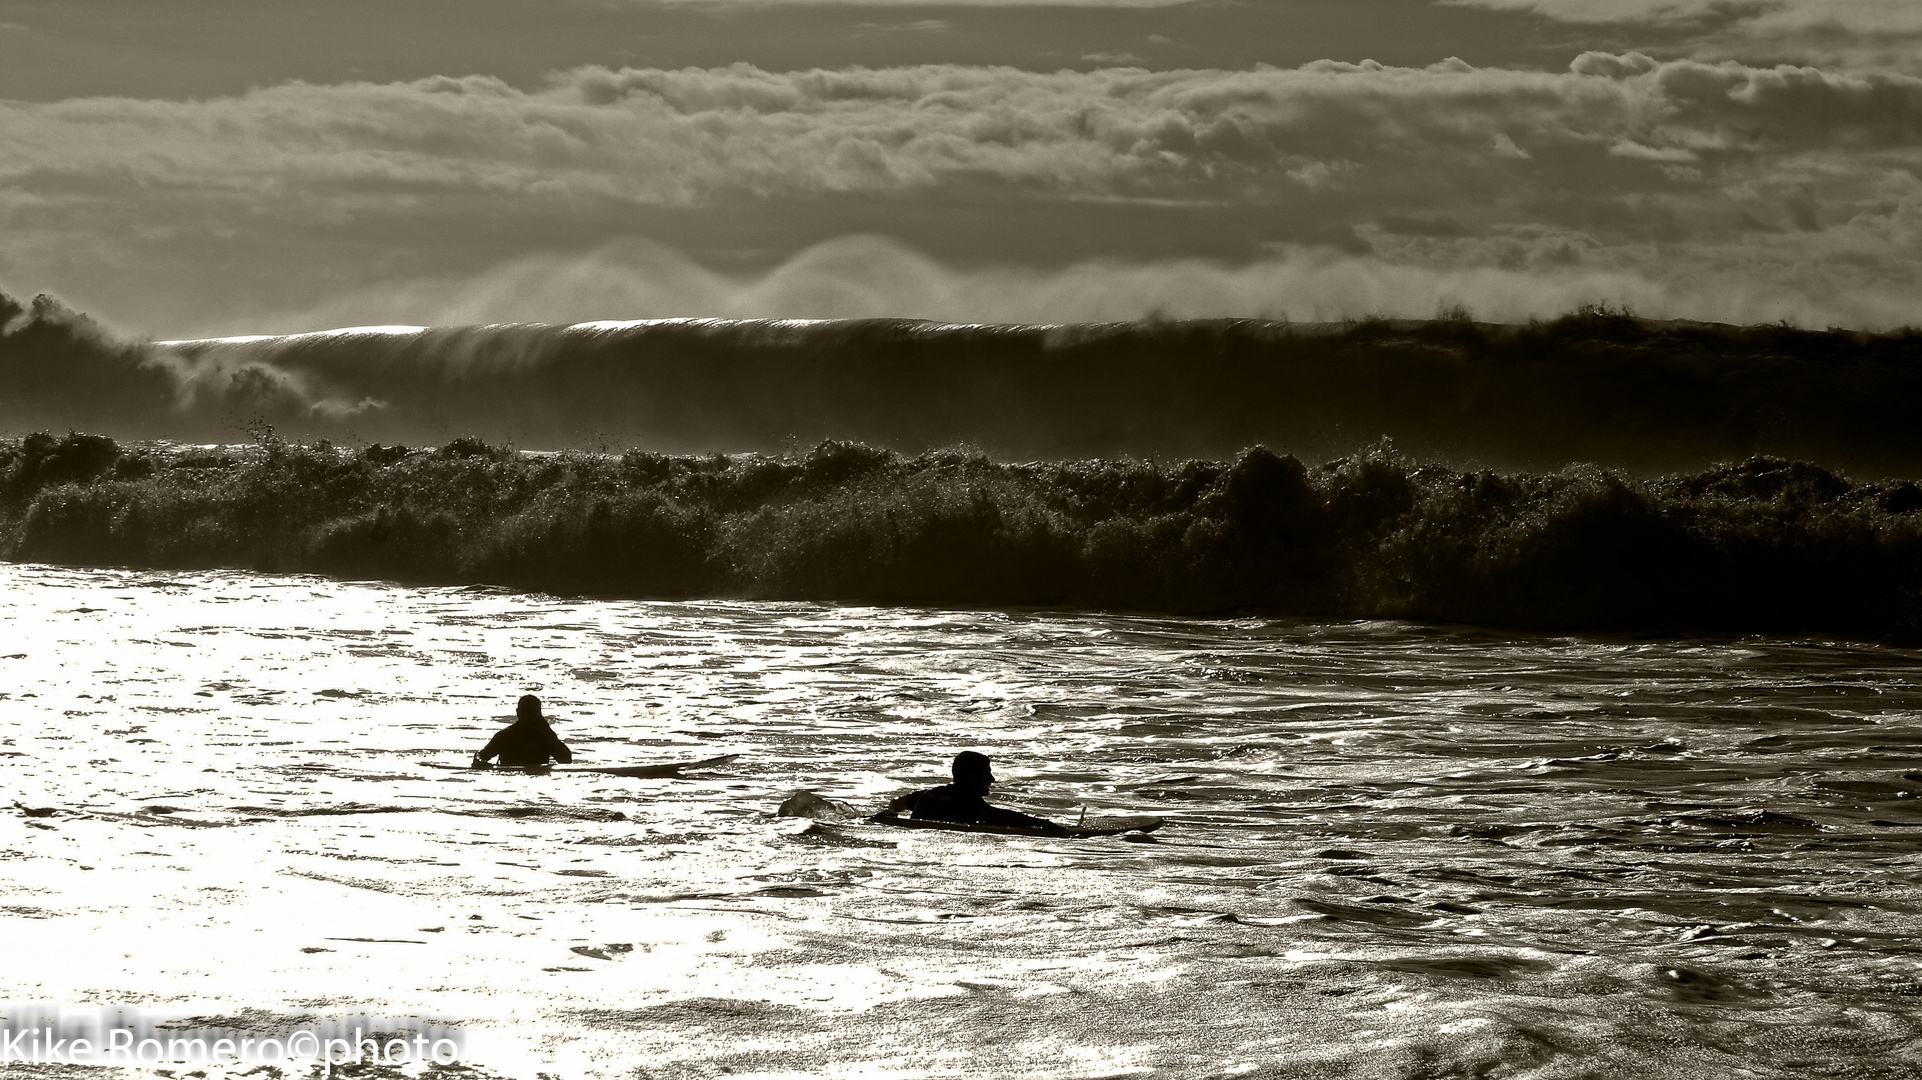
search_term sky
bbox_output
[1,0,1919,338]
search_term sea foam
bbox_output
[3,433,1917,638]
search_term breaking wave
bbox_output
[3,288,1921,475]
[4,432,1919,639]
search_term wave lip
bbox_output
[158,325,431,347]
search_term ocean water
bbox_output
[1,561,1919,1078]
[11,290,1922,473]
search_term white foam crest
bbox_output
[159,325,429,347]
[563,317,845,334]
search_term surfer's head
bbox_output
[952,751,994,795]
[517,694,542,721]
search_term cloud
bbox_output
[3,54,1920,331]
[1444,1,1922,71]
[1440,0,1750,24]
[7,57,1920,205]
[1734,0,1922,35]
[1444,0,1922,30]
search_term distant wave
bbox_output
[4,289,1921,475]
[4,433,1919,639]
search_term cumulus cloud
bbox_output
[6,57,1920,204]
[3,54,1919,331]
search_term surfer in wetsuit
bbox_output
[879,751,1067,834]
[472,694,573,768]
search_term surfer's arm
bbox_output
[982,805,1068,835]
[877,790,922,819]
[542,721,573,764]
[473,729,506,767]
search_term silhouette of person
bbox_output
[472,695,573,768]
[881,751,1066,834]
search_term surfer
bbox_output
[878,751,1067,834]
[472,694,573,768]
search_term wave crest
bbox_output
[4,289,1918,474]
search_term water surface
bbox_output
[1,564,1918,1077]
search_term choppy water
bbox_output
[1,562,1919,1078]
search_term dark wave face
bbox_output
[4,290,1921,474]
[3,434,1919,639]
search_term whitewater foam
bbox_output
[3,434,1918,638]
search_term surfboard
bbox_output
[420,754,738,778]
[867,813,1163,839]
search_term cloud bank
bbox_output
[10,57,1920,205]
[3,54,1919,332]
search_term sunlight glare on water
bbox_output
[0,564,1919,1078]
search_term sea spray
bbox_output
[3,433,1918,638]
